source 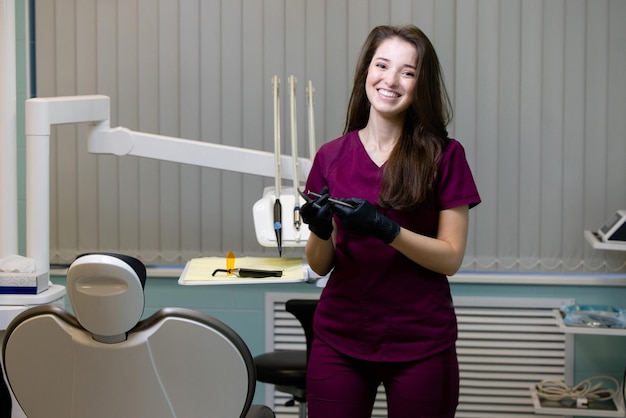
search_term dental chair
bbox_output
[1,253,274,418]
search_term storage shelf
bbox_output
[534,310,626,417]
[584,230,626,251]
[531,385,625,417]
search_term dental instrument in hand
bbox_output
[299,189,357,208]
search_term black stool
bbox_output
[255,299,317,418]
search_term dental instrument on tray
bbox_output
[298,189,357,208]
[272,76,283,256]
[211,268,283,278]
[306,80,317,159]
[211,251,282,278]
[289,76,302,240]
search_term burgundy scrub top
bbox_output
[305,130,481,362]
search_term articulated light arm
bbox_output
[88,124,311,180]
[26,95,312,277]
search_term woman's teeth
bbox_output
[379,89,399,98]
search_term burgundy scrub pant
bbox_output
[306,338,459,418]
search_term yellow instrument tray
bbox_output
[179,257,306,285]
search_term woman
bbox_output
[300,25,481,418]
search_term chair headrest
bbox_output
[67,253,146,342]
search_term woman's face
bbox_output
[365,37,418,121]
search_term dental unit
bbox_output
[20,94,314,281]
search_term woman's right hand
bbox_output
[300,186,333,240]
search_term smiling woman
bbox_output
[301,24,480,418]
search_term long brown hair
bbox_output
[344,25,452,210]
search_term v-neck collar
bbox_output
[356,130,389,169]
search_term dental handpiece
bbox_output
[304,191,357,208]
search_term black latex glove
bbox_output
[300,186,333,240]
[330,198,400,244]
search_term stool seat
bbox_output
[254,299,317,418]
[255,350,307,389]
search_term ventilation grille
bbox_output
[263,293,574,418]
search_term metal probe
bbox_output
[300,190,357,208]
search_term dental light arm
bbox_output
[25,95,312,277]
[88,121,310,180]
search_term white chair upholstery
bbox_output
[1,253,273,418]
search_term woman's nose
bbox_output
[384,72,399,87]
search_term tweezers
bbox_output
[211,268,283,278]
